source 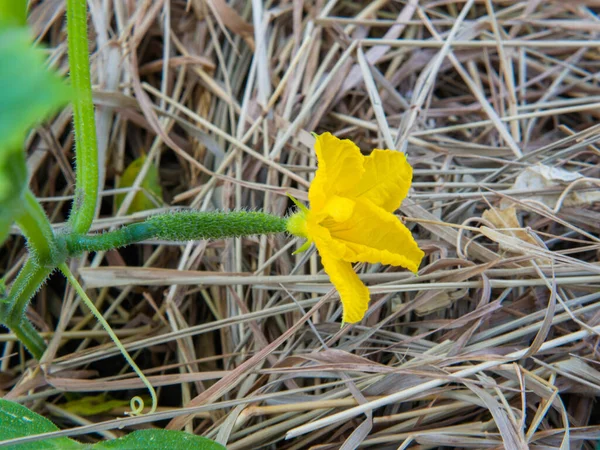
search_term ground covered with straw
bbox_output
[3,0,600,448]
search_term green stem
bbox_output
[11,318,46,360]
[147,211,288,241]
[3,257,52,327]
[64,211,288,256]
[65,222,156,255]
[0,257,51,359]
[58,263,157,415]
[14,189,58,266]
[66,0,98,234]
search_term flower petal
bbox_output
[324,195,355,222]
[345,149,413,212]
[306,211,347,256]
[309,133,365,212]
[319,251,370,324]
[326,199,424,272]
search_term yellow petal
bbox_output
[323,195,355,222]
[306,212,347,256]
[309,133,365,212]
[346,149,413,212]
[318,251,370,324]
[326,199,424,272]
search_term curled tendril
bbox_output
[126,396,145,416]
[58,263,158,417]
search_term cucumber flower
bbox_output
[287,132,424,324]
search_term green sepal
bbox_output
[292,239,312,255]
[287,193,309,213]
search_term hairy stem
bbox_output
[66,0,98,234]
[4,257,52,327]
[15,189,59,266]
[64,211,288,255]
[147,211,288,241]
[11,318,46,360]
[0,257,51,359]
[65,222,156,255]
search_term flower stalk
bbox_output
[64,211,287,255]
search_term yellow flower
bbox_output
[287,132,424,324]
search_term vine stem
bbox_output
[58,263,157,415]
[63,211,288,255]
[11,318,46,360]
[15,189,58,265]
[4,257,52,338]
[66,0,98,234]
[3,188,58,358]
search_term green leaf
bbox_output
[0,27,70,245]
[0,28,71,151]
[0,399,81,449]
[115,154,163,214]
[61,394,133,417]
[91,429,226,450]
[0,0,27,28]
[0,144,27,246]
[0,400,225,450]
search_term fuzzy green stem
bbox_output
[64,222,156,255]
[147,211,287,241]
[0,257,51,358]
[66,0,98,234]
[15,189,59,266]
[58,262,157,416]
[4,257,53,327]
[10,318,46,360]
[64,211,287,256]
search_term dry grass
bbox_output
[2,0,600,448]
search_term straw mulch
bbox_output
[2,1,600,448]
